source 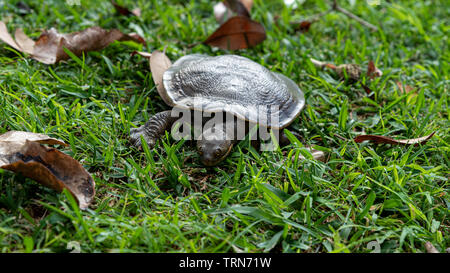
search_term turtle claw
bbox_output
[130,126,155,149]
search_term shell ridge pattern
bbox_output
[164,55,304,128]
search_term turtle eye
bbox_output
[198,146,203,155]
[214,148,222,157]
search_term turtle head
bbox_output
[197,125,233,166]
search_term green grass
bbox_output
[0,0,448,253]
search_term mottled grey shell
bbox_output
[163,54,305,128]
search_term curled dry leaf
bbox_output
[309,58,327,68]
[295,21,313,32]
[334,63,362,81]
[214,2,233,24]
[0,131,95,209]
[150,51,173,105]
[0,131,68,146]
[354,132,435,146]
[424,242,440,253]
[238,0,253,12]
[310,58,382,82]
[133,50,173,105]
[214,0,252,23]
[224,0,251,17]
[111,0,141,17]
[0,21,23,52]
[310,58,361,80]
[0,21,145,64]
[204,15,266,50]
[396,81,415,94]
[367,60,382,79]
[293,147,326,162]
[131,51,152,58]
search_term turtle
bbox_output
[130,54,305,166]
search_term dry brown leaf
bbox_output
[32,27,145,64]
[131,51,152,58]
[293,147,326,162]
[0,21,21,51]
[240,0,253,11]
[111,0,141,17]
[224,0,251,17]
[396,81,415,94]
[0,131,68,146]
[150,51,173,105]
[14,28,35,54]
[204,15,266,50]
[367,60,382,79]
[296,21,313,32]
[133,50,173,105]
[354,132,435,146]
[0,131,95,209]
[214,0,252,23]
[131,8,142,17]
[0,22,146,64]
[424,242,439,253]
[335,63,362,81]
[214,2,233,24]
[310,58,382,82]
[309,58,327,68]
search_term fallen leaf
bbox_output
[131,51,152,58]
[367,60,382,79]
[133,50,173,106]
[354,132,435,146]
[239,0,253,11]
[310,58,382,81]
[296,20,313,32]
[214,2,233,24]
[0,131,95,209]
[0,21,146,64]
[214,0,252,23]
[293,147,326,162]
[0,131,68,146]
[396,81,415,94]
[335,63,362,81]
[14,28,34,54]
[32,27,145,64]
[309,58,328,68]
[424,242,439,253]
[150,51,173,105]
[224,0,251,17]
[0,21,22,51]
[204,15,266,50]
[111,0,141,17]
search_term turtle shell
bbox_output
[163,54,304,129]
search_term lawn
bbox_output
[0,0,448,253]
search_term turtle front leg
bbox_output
[130,110,178,149]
